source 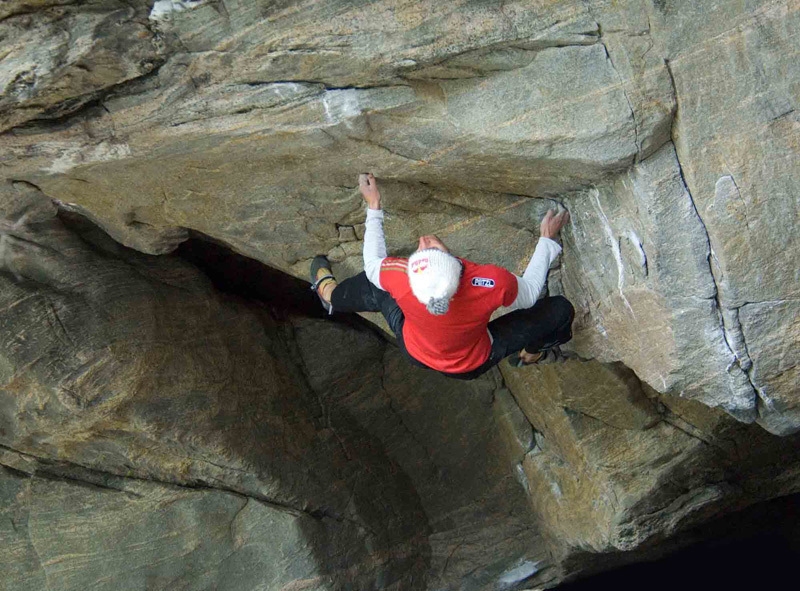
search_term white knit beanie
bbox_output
[407,248,462,315]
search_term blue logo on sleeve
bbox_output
[472,277,496,288]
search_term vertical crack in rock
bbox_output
[626,229,648,277]
[719,306,754,375]
[228,497,249,542]
[664,60,759,419]
[673,157,759,416]
[724,304,776,412]
[598,29,640,161]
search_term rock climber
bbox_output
[310,173,574,380]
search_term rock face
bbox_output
[0,183,431,589]
[1,0,798,589]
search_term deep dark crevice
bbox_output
[0,462,32,480]
[175,230,393,346]
[174,232,411,532]
[241,80,406,92]
[24,466,145,499]
[175,233,409,519]
[558,492,800,590]
[177,230,326,318]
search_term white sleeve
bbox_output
[363,208,387,290]
[505,237,562,311]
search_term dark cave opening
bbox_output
[562,493,800,590]
[176,231,328,319]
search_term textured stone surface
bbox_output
[0,186,429,590]
[1,196,800,588]
[739,301,800,435]
[500,357,800,555]
[290,317,554,589]
[0,0,793,434]
[0,462,323,591]
[560,144,758,421]
[0,0,161,132]
[658,0,800,431]
[1,0,799,589]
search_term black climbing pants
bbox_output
[330,272,575,380]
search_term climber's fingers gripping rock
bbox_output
[540,208,570,239]
[358,173,382,210]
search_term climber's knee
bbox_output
[548,295,575,326]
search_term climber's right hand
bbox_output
[540,208,570,239]
[359,173,381,210]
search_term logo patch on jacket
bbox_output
[472,277,495,288]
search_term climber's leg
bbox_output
[441,296,575,380]
[490,295,575,360]
[330,271,388,313]
[324,270,425,367]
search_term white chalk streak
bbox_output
[592,188,635,316]
[498,560,541,586]
[149,0,200,21]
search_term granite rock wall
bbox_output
[1,1,798,589]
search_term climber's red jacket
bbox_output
[379,257,518,373]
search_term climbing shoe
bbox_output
[310,255,336,314]
[508,345,567,368]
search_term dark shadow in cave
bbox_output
[559,492,800,590]
[177,231,328,319]
[44,215,431,589]
[175,229,402,352]
[176,230,396,346]
[175,232,433,589]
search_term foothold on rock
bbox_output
[337,225,358,242]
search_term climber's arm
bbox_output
[363,209,387,289]
[360,173,387,290]
[505,209,570,311]
[506,238,562,310]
